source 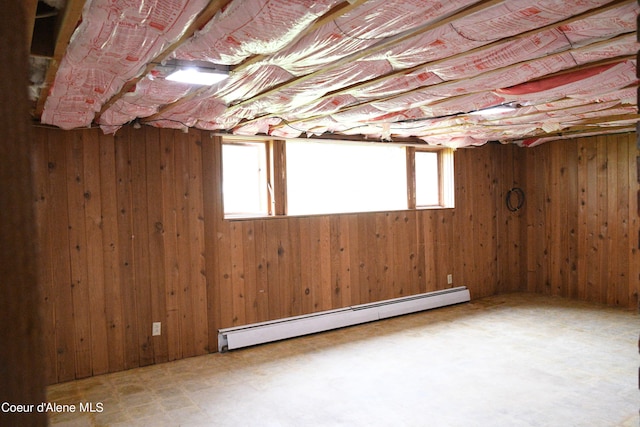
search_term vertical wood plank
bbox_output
[298,217,315,313]
[276,219,293,317]
[422,212,437,292]
[524,147,538,293]
[288,217,303,315]
[494,145,507,292]
[576,139,589,301]
[594,137,608,304]
[306,218,322,312]
[217,223,234,330]
[160,130,183,361]
[187,132,208,354]
[173,135,196,353]
[82,129,109,376]
[614,135,629,308]
[606,139,619,306]
[454,149,473,291]
[337,215,353,304]
[32,128,57,384]
[318,216,333,310]
[548,143,563,296]
[130,128,154,366]
[114,129,140,370]
[253,220,270,321]
[230,222,246,326]
[415,211,426,294]
[265,219,283,319]
[145,127,169,363]
[201,134,221,352]
[628,135,640,309]
[242,221,259,325]
[536,144,550,295]
[373,213,388,301]
[66,131,93,378]
[384,213,397,300]
[330,216,344,307]
[99,132,125,372]
[49,131,76,382]
[565,142,579,301]
[347,215,362,305]
[395,211,416,296]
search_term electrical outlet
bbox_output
[447,274,453,285]
[152,322,161,336]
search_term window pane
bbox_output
[222,143,268,216]
[286,141,407,215]
[415,151,439,206]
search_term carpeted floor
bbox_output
[47,293,639,426]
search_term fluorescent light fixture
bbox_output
[166,68,228,86]
[468,104,516,116]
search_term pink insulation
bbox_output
[212,0,637,141]
[450,0,610,41]
[497,61,637,103]
[42,0,211,129]
[265,0,479,76]
[171,0,342,65]
[40,0,639,147]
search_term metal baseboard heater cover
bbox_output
[218,286,470,352]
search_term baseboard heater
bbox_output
[218,286,470,352]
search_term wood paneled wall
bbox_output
[32,126,638,384]
[521,134,639,308]
[33,127,210,384]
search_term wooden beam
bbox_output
[97,0,233,121]
[34,0,86,117]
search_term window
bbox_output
[286,140,407,215]
[221,138,453,218]
[415,151,440,207]
[222,142,269,217]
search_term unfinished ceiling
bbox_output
[29,0,639,147]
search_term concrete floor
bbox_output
[47,293,638,427]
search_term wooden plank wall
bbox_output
[33,127,210,384]
[32,126,638,384]
[522,133,639,308]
